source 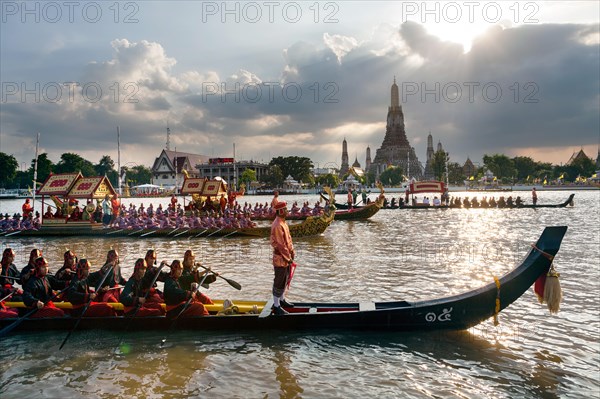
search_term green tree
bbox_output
[512,156,537,181]
[54,153,95,176]
[260,164,284,188]
[316,173,340,188]
[432,150,449,181]
[562,156,596,181]
[483,154,516,179]
[124,165,152,186]
[95,155,115,176]
[239,169,257,188]
[535,162,554,180]
[30,153,54,184]
[0,152,18,187]
[447,162,466,185]
[95,155,118,186]
[269,156,314,186]
[379,166,404,186]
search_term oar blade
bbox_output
[226,278,242,290]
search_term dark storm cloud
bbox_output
[1,21,598,166]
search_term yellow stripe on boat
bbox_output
[5,300,269,314]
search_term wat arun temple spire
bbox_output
[372,79,423,179]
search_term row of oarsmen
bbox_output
[0,248,216,319]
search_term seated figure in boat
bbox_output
[70,205,82,221]
[88,250,127,303]
[164,260,211,318]
[480,197,488,208]
[43,206,53,219]
[1,248,23,302]
[20,248,42,287]
[290,202,300,215]
[54,250,77,282]
[181,250,217,292]
[471,197,479,207]
[66,259,116,317]
[489,197,497,207]
[142,250,169,300]
[22,257,67,318]
[312,201,323,215]
[120,259,165,317]
[515,196,523,206]
[462,197,471,208]
[117,215,129,229]
[300,202,311,216]
[432,196,441,206]
[506,196,514,207]
[497,196,506,208]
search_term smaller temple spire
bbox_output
[391,78,399,108]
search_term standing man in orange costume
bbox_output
[270,201,295,315]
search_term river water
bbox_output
[0,190,598,398]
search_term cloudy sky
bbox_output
[1,1,598,171]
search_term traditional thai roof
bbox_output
[567,149,590,165]
[37,172,82,196]
[151,149,210,174]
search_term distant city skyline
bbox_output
[1,1,598,170]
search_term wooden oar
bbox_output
[206,227,223,237]
[192,229,208,238]
[128,229,144,236]
[0,290,15,303]
[0,285,71,337]
[116,261,167,351]
[140,230,157,237]
[4,230,21,237]
[195,263,241,290]
[258,298,274,318]
[167,227,180,236]
[173,229,190,238]
[106,229,124,235]
[221,230,239,239]
[160,272,210,347]
[58,264,115,350]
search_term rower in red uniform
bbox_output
[88,249,126,303]
[1,249,22,314]
[20,248,42,287]
[22,257,66,318]
[1,248,21,297]
[164,260,210,317]
[120,259,165,317]
[66,259,116,317]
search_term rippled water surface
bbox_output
[1,191,599,398]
